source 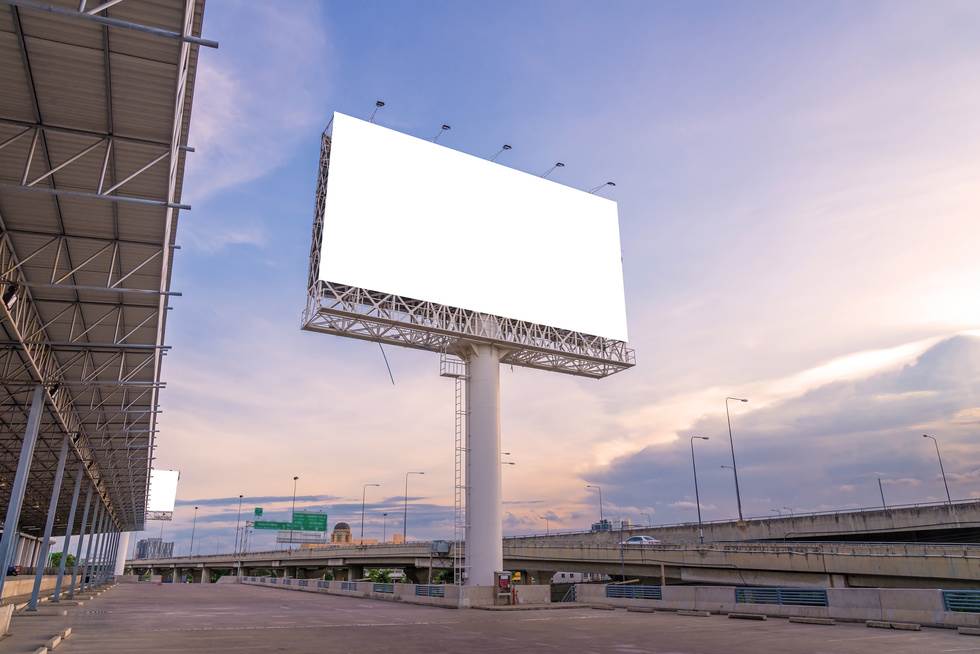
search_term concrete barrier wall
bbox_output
[240,577,549,609]
[0,604,12,636]
[515,585,550,605]
[577,584,980,628]
[1,575,57,600]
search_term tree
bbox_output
[48,551,76,568]
[367,568,393,583]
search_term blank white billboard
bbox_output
[318,112,629,342]
[146,469,179,519]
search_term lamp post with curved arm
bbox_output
[585,485,604,522]
[725,397,748,520]
[360,483,381,541]
[922,434,951,504]
[403,472,425,541]
[690,436,710,543]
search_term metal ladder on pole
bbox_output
[440,353,468,586]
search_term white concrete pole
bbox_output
[13,536,26,568]
[464,344,503,586]
[115,532,130,576]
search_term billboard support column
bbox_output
[464,343,503,586]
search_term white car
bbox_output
[620,535,661,546]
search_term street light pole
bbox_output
[403,471,424,542]
[360,483,380,542]
[189,506,199,556]
[290,476,299,550]
[878,477,887,509]
[725,397,748,521]
[922,434,952,504]
[234,494,243,555]
[382,513,388,543]
[586,484,604,522]
[539,515,550,535]
[690,436,709,544]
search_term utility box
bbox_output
[495,571,513,605]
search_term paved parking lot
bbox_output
[0,583,973,653]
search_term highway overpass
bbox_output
[507,499,980,547]
[127,538,980,589]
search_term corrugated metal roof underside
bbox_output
[0,0,207,535]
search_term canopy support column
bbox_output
[52,461,84,601]
[28,435,70,610]
[0,385,45,600]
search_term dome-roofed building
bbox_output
[331,522,352,544]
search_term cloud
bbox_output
[184,1,331,200]
[670,500,717,511]
[175,494,338,508]
[880,478,922,488]
[582,334,980,524]
[180,225,266,254]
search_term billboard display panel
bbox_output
[146,469,179,520]
[318,112,629,342]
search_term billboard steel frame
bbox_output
[302,131,635,380]
[303,122,635,587]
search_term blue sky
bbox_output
[122,1,979,556]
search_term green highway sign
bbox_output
[254,507,263,517]
[292,512,327,532]
[252,512,327,532]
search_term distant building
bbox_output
[331,522,352,544]
[135,538,174,559]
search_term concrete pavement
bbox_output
[0,583,971,653]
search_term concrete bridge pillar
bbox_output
[200,567,209,583]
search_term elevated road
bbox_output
[507,499,980,547]
[128,539,980,589]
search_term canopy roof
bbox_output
[0,0,213,534]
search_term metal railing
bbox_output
[415,585,445,598]
[373,583,394,594]
[341,581,357,591]
[606,584,662,600]
[735,587,828,607]
[943,590,980,613]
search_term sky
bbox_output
[124,0,980,557]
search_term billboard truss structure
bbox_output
[302,131,635,380]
